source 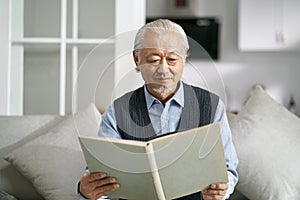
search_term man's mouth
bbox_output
[154,77,172,83]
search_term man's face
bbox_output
[134,30,186,98]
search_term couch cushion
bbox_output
[0,115,63,200]
[0,190,18,200]
[229,85,300,200]
[5,103,101,200]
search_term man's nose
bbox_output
[157,59,169,73]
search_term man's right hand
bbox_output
[79,172,120,200]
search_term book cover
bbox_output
[79,123,228,200]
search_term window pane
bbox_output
[24,45,60,114]
[78,0,114,38]
[24,0,60,37]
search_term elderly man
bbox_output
[78,19,238,200]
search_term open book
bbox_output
[78,123,228,200]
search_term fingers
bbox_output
[210,183,228,190]
[202,183,228,200]
[93,182,120,198]
[87,172,107,182]
[79,172,120,200]
[90,177,118,189]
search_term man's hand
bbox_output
[202,182,228,200]
[79,172,120,200]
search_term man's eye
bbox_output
[148,59,160,63]
[167,58,178,63]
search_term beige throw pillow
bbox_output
[5,103,101,200]
[229,85,300,200]
[0,115,63,200]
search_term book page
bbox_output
[151,123,228,199]
[79,136,160,200]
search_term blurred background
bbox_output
[1,0,299,116]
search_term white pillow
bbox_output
[229,85,300,200]
[0,115,63,200]
[5,103,101,200]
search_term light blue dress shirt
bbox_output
[98,82,239,199]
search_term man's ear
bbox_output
[133,51,141,71]
[133,51,139,65]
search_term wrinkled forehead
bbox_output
[140,30,186,57]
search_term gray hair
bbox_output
[133,19,189,55]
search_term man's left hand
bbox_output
[202,182,228,200]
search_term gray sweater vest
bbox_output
[114,83,219,142]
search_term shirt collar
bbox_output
[144,81,185,110]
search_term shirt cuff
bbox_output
[77,181,89,200]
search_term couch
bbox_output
[1,85,299,200]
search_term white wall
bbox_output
[147,0,300,115]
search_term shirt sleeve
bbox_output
[213,99,239,200]
[98,103,122,139]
